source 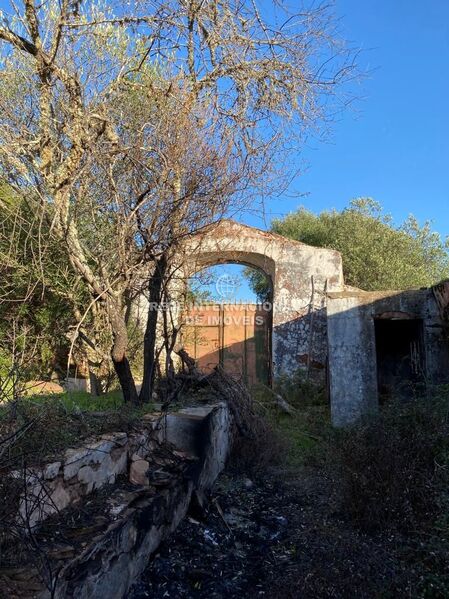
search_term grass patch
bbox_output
[26,389,126,412]
[0,391,154,466]
[251,375,331,469]
[274,409,328,468]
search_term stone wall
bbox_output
[14,416,161,528]
[14,404,232,529]
[42,403,232,599]
[170,220,344,380]
[48,478,195,599]
[327,288,449,426]
[1,404,233,598]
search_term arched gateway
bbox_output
[181,220,344,382]
[139,219,448,426]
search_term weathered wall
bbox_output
[134,221,449,427]
[327,288,449,426]
[13,419,161,528]
[13,404,232,528]
[183,220,344,379]
[42,404,232,599]
[1,405,232,598]
[326,293,378,427]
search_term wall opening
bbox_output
[182,263,273,386]
[374,317,426,402]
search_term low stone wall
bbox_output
[164,404,232,490]
[43,403,232,599]
[14,416,161,527]
[48,477,195,598]
[2,403,233,598]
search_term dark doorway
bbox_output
[374,318,426,402]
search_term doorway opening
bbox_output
[374,317,426,402]
[182,263,273,386]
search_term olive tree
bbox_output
[246,199,449,298]
[0,0,356,403]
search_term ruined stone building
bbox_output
[178,220,449,426]
[327,285,449,425]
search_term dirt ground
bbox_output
[127,467,436,599]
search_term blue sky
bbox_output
[1,1,446,237]
[244,0,449,240]
[3,1,446,300]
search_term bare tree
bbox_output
[0,0,356,403]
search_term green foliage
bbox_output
[247,199,449,297]
[242,268,272,302]
[32,390,126,412]
[326,391,449,531]
[251,372,330,468]
[0,349,13,401]
[0,350,10,378]
[185,286,213,304]
[273,369,327,408]
[0,183,85,377]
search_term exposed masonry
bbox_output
[2,405,232,598]
[184,222,449,426]
[183,220,344,379]
[327,286,449,426]
[134,220,449,426]
[12,417,160,528]
[12,406,231,529]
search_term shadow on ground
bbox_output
[127,468,425,599]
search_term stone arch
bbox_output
[187,250,276,302]
[183,220,344,379]
[190,250,276,279]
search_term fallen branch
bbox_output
[212,497,232,533]
[260,384,296,416]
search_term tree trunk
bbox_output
[108,299,139,404]
[112,354,138,403]
[89,370,102,397]
[140,254,168,402]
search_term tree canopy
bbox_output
[0,0,355,402]
[246,199,449,298]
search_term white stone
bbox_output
[63,439,116,480]
[44,461,62,480]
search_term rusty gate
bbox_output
[182,303,271,386]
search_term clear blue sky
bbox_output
[245,0,449,240]
[1,1,447,239]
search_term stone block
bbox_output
[129,457,150,486]
[43,461,61,480]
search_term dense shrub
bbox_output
[328,392,449,531]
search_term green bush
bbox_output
[327,392,449,532]
[0,350,14,401]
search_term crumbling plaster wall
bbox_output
[327,288,449,426]
[184,220,344,378]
